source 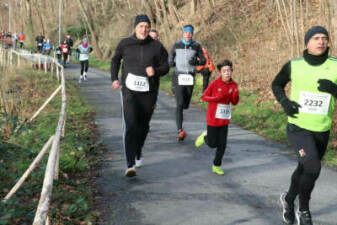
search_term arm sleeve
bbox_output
[154,45,169,77]
[271,61,291,103]
[111,41,123,82]
[168,44,176,67]
[197,45,206,66]
[201,82,223,102]
[231,85,239,105]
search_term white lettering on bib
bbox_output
[215,104,231,120]
[299,91,331,115]
[178,74,194,86]
[125,73,149,92]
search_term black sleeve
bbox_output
[271,61,291,103]
[168,44,176,67]
[111,41,124,82]
[197,45,206,65]
[154,45,169,77]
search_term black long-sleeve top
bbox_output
[271,49,329,103]
[111,34,169,92]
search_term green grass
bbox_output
[0,68,101,224]
[160,73,337,167]
[87,55,110,71]
[73,54,110,72]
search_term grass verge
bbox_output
[0,66,102,224]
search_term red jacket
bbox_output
[61,44,69,54]
[201,77,239,127]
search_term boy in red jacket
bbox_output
[195,59,239,175]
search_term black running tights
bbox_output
[285,124,329,211]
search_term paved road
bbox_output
[65,64,337,225]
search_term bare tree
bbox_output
[75,0,104,59]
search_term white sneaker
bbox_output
[135,158,143,168]
[125,166,136,177]
[78,76,83,83]
[83,74,87,81]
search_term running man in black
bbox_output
[168,25,205,141]
[35,33,44,52]
[111,14,169,177]
[272,26,337,225]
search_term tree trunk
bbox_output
[75,0,104,59]
[329,0,337,54]
[167,0,179,25]
[191,0,197,14]
[33,0,46,35]
[25,0,35,45]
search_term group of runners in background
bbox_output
[34,33,93,81]
[110,14,337,225]
[0,30,25,49]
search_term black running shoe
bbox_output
[280,192,295,224]
[296,210,313,225]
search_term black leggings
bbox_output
[174,85,194,130]
[205,125,228,166]
[63,54,68,65]
[285,123,329,211]
[80,60,89,75]
[200,68,211,92]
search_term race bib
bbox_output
[215,104,231,120]
[38,43,43,46]
[125,73,149,92]
[80,54,89,61]
[178,74,194,86]
[299,91,331,115]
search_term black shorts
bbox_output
[286,123,329,163]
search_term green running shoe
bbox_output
[212,165,224,176]
[195,131,207,147]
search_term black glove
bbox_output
[280,98,301,118]
[317,79,337,97]
[188,57,198,66]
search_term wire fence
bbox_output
[0,41,67,225]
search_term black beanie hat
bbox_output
[304,26,329,46]
[134,14,151,27]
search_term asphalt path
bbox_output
[65,63,337,225]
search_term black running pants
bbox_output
[80,60,89,75]
[205,125,228,166]
[174,85,194,130]
[63,54,68,66]
[285,123,329,211]
[200,68,211,92]
[121,87,157,168]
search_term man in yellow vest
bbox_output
[272,26,337,225]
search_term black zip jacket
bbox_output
[111,34,169,92]
[66,38,73,49]
[272,48,330,103]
